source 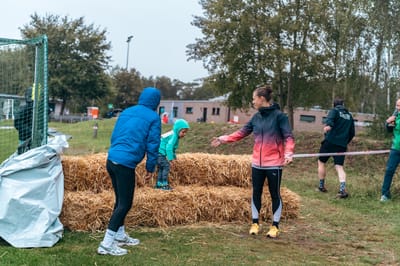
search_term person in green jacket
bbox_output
[155,119,190,190]
[381,98,400,202]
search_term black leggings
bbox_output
[251,167,282,224]
[106,159,136,232]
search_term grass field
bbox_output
[1,119,399,265]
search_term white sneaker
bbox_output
[115,234,140,247]
[97,242,128,256]
[380,195,390,202]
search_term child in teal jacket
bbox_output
[155,119,190,190]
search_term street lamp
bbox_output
[126,35,133,70]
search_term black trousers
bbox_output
[251,167,283,223]
[106,159,136,232]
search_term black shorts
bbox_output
[318,140,347,165]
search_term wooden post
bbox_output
[93,122,98,138]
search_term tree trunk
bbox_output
[60,98,67,116]
[287,63,294,129]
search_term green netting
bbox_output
[0,35,48,162]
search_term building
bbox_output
[158,100,375,132]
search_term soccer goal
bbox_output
[0,35,48,162]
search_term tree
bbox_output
[188,0,330,127]
[110,67,143,109]
[155,76,179,99]
[187,0,267,109]
[20,14,111,115]
[0,48,33,95]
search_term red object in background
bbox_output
[162,113,168,124]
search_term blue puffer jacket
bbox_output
[107,87,161,172]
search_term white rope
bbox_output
[292,150,390,158]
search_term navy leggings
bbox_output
[106,159,136,232]
[251,167,283,224]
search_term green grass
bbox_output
[1,119,399,265]
[0,119,19,162]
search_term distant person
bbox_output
[162,113,169,124]
[317,97,355,198]
[380,98,400,202]
[385,108,398,127]
[97,87,161,256]
[211,85,295,238]
[14,87,33,154]
[155,119,190,190]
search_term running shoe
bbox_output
[161,185,173,191]
[380,195,390,202]
[336,190,349,199]
[115,234,140,247]
[266,226,280,238]
[318,186,328,193]
[249,223,260,235]
[97,243,128,256]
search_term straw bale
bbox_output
[60,186,300,232]
[60,190,113,232]
[62,154,111,192]
[63,153,253,192]
[148,153,252,188]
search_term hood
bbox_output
[138,87,161,110]
[258,103,279,115]
[173,119,190,134]
[335,105,349,112]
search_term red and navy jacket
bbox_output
[219,104,295,168]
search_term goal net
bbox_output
[0,35,48,163]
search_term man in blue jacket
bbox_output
[98,87,161,256]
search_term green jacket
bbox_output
[389,114,400,150]
[158,119,190,161]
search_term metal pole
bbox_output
[126,35,133,70]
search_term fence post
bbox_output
[93,122,98,138]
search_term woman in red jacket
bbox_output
[211,85,295,238]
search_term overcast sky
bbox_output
[2,0,208,82]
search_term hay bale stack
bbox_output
[60,186,300,232]
[62,153,252,192]
[61,153,301,232]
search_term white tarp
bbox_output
[0,135,68,248]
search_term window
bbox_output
[300,115,316,123]
[212,107,220,116]
[173,107,178,118]
[355,120,372,127]
[186,107,193,114]
[322,116,327,124]
[159,106,165,115]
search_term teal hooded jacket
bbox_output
[158,119,190,161]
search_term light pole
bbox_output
[126,35,133,70]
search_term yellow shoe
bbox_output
[249,223,260,235]
[266,226,279,238]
